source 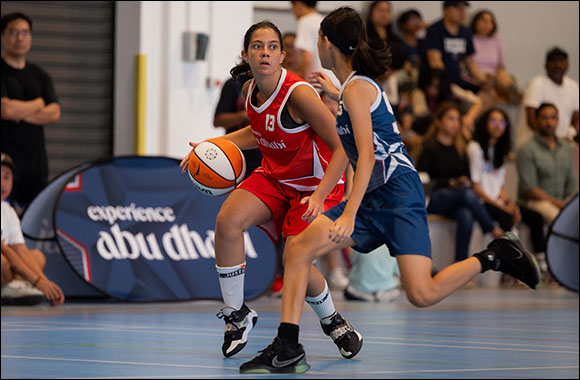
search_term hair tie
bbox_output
[320,18,357,55]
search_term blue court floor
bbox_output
[2,285,579,379]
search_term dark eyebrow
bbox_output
[250,39,280,45]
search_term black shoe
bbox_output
[485,232,542,289]
[321,312,363,359]
[216,303,258,358]
[239,337,310,374]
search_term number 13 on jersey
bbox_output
[265,114,276,132]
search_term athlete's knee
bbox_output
[283,236,316,268]
[404,285,438,308]
[215,209,245,235]
[30,249,46,270]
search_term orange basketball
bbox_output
[187,138,246,196]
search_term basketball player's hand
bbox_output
[308,71,339,101]
[329,214,354,244]
[300,193,324,223]
[179,141,199,173]
[36,277,65,306]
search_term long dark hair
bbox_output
[473,108,511,169]
[230,21,284,81]
[470,10,497,37]
[322,7,391,79]
[418,69,454,111]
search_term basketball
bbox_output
[187,138,246,196]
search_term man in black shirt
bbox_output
[1,12,61,210]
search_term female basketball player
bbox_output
[239,8,541,374]
[180,21,361,367]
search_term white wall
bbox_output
[114,1,253,158]
[115,1,578,157]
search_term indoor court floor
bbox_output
[2,285,579,379]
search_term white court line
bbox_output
[2,326,578,354]
[1,356,577,379]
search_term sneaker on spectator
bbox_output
[327,268,349,290]
[1,280,44,306]
[343,285,375,302]
[374,287,401,302]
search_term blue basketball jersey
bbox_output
[336,72,416,193]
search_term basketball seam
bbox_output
[192,145,233,186]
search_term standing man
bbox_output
[1,13,61,211]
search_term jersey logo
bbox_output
[265,114,276,132]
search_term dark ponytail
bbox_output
[230,20,284,82]
[321,7,391,79]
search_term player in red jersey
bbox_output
[179,21,360,364]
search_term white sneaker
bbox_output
[327,268,349,290]
[374,287,401,302]
[1,280,45,306]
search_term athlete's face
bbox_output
[1,165,13,201]
[1,18,32,58]
[242,28,285,77]
[536,106,558,138]
[487,110,507,140]
[317,29,332,70]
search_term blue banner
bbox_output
[52,157,278,302]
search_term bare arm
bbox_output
[572,110,579,134]
[525,106,538,132]
[23,102,61,125]
[1,240,41,284]
[290,85,349,222]
[328,81,376,243]
[464,56,487,83]
[1,97,45,121]
[525,187,566,209]
[426,49,445,70]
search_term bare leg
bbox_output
[281,216,354,325]
[214,188,272,267]
[397,255,481,307]
[1,253,13,287]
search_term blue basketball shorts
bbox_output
[323,172,431,257]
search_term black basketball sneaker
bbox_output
[239,337,310,374]
[485,231,542,289]
[216,303,258,358]
[321,312,363,359]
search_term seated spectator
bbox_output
[516,103,578,225]
[515,47,579,148]
[1,152,65,306]
[411,68,482,136]
[397,9,427,72]
[468,108,545,255]
[420,1,488,98]
[470,10,521,104]
[417,103,503,262]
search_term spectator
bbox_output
[470,10,521,104]
[281,32,303,74]
[420,1,492,111]
[213,77,262,178]
[515,47,579,148]
[417,102,503,262]
[397,9,427,71]
[1,12,61,212]
[1,152,65,306]
[411,68,482,136]
[468,108,546,255]
[516,103,578,225]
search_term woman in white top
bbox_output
[468,108,545,254]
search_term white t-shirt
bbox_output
[1,200,25,246]
[295,12,341,89]
[516,74,579,147]
[467,141,506,202]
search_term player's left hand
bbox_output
[300,193,325,223]
[329,214,354,244]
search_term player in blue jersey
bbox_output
[239,7,542,374]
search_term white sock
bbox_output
[216,262,245,316]
[305,281,336,325]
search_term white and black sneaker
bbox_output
[321,312,363,359]
[216,303,258,358]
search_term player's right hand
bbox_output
[179,141,199,173]
[36,278,65,306]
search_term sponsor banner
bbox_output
[546,194,579,292]
[53,157,277,301]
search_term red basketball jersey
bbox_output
[246,69,341,192]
